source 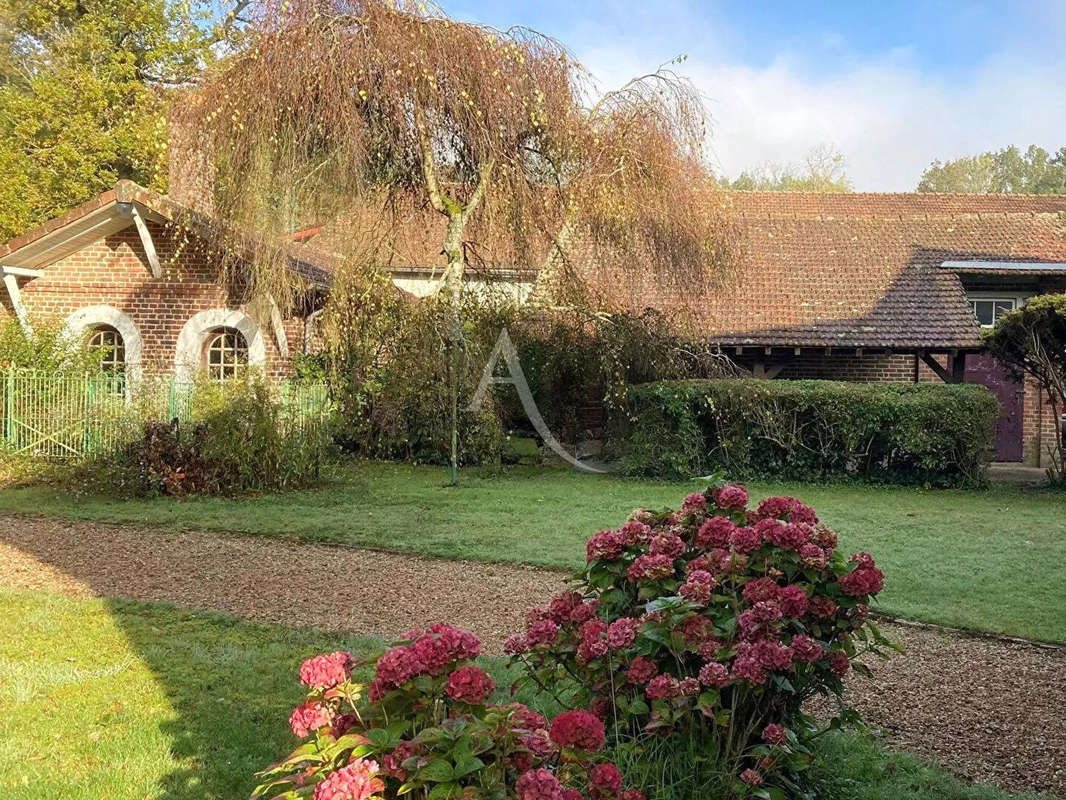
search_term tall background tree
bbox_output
[0,0,247,239]
[726,143,852,192]
[917,144,1066,194]
[181,0,737,480]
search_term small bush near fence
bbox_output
[1,370,333,496]
[618,379,999,487]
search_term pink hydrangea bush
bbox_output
[507,485,897,797]
[253,623,644,800]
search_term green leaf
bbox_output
[452,757,485,778]
[427,782,462,799]
[417,760,455,783]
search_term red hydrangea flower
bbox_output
[527,619,561,646]
[649,531,686,558]
[679,676,701,696]
[313,759,383,800]
[504,634,529,655]
[810,523,838,551]
[683,491,709,510]
[788,500,818,526]
[810,596,839,619]
[289,701,333,738]
[511,704,548,732]
[627,554,675,582]
[550,710,606,752]
[686,555,712,574]
[777,584,809,618]
[731,653,767,685]
[679,570,717,605]
[742,578,780,605]
[299,651,353,689]
[445,665,495,704]
[754,496,793,520]
[751,638,793,671]
[590,763,623,796]
[562,791,583,800]
[761,724,787,744]
[790,634,824,663]
[698,638,721,660]
[549,591,583,622]
[698,661,730,687]
[728,526,762,554]
[374,646,423,691]
[676,614,714,646]
[428,623,481,661]
[626,656,658,685]
[739,769,763,786]
[714,484,749,510]
[382,741,418,780]
[587,530,626,562]
[607,618,640,649]
[694,516,735,549]
[621,791,646,800]
[827,650,850,677]
[523,731,556,759]
[577,639,609,663]
[645,674,681,700]
[839,555,885,597]
[619,520,653,544]
[580,620,608,644]
[798,543,828,569]
[516,768,564,800]
[570,601,600,624]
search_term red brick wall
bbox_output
[1,222,303,379]
[750,352,918,382]
[1023,376,1062,467]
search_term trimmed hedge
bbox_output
[618,379,1000,487]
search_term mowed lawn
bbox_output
[1,461,1064,642]
[0,588,1050,800]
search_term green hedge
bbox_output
[619,379,1000,487]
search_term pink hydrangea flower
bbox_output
[607,618,640,649]
[621,791,646,800]
[645,674,680,700]
[627,554,675,582]
[679,570,716,605]
[777,584,809,618]
[798,543,828,569]
[587,530,626,562]
[619,520,653,544]
[516,769,564,800]
[299,651,353,689]
[790,634,824,663]
[698,661,730,687]
[570,601,600,624]
[679,676,701,696]
[313,759,383,800]
[289,701,333,738]
[728,526,762,555]
[504,634,529,655]
[761,723,787,744]
[374,646,422,691]
[742,577,780,605]
[649,531,686,558]
[810,596,839,619]
[589,763,623,794]
[714,484,749,510]
[445,665,495,704]
[739,768,763,786]
[694,516,736,549]
[549,591,583,622]
[527,619,561,646]
[827,650,850,677]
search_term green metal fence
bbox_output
[0,369,330,460]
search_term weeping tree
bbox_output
[179,0,737,480]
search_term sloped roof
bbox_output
[717,190,1066,219]
[0,181,337,287]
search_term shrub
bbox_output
[253,625,645,800]
[506,483,897,798]
[69,376,333,496]
[618,379,999,487]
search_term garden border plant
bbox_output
[256,483,896,800]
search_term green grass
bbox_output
[2,461,1065,642]
[0,588,1050,800]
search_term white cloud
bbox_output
[576,43,1066,191]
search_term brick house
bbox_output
[2,182,1064,466]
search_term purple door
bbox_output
[964,354,1024,462]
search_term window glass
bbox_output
[970,298,1016,328]
[205,330,248,380]
[87,326,125,372]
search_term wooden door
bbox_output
[964,353,1024,462]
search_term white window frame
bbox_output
[966,292,1028,328]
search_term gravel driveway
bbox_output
[1,515,1063,797]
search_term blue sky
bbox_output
[447,0,1066,190]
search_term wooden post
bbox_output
[951,352,966,383]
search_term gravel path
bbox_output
[1,515,1063,797]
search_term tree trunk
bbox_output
[443,214,466,486]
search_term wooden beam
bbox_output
[130,206,162,278]
[735,346,743,356]
[765,364,784,379]
[268,295,289,359]
[793,347,801,356]
[1,265,43,279]
[855,348,864,357]
[764,347,772,356]
[919,352,953,383]
[951,352,966,383]
[2,273,32,335]
[751,362,783,380]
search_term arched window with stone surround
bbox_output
[174,309,265,383]
[64,306,143,386]
[204,327,249,380]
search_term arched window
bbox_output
[86,325,126,373]
[204,328,248,380]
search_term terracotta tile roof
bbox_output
[566,192,1066,351]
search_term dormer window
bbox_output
[970,298,1016,328]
